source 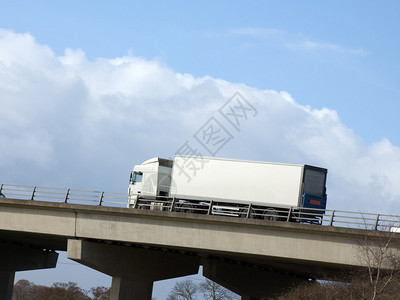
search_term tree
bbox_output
[12,280,108,300]
[167,279,239,300]
[352,228,400,300]
[12,280,34,300]
[13,280,52,300]
[90,286,110,300]
[199,279,237,300]
[49,282,91,300]
[273,280,353,300]
[167,279,198,300]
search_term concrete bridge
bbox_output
[0,196,399,300]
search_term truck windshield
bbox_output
[132,172,143,183]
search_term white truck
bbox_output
[128,156,328,223]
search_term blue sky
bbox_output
[1,0,400,298]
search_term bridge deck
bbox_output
[1,197,395,279]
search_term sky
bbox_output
[1,0,400,298]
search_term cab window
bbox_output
[132,172,143,184]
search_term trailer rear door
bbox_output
[302,166,327,209]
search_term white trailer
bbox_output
[128,156,327,223]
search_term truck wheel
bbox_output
[263,208,279,221]
[239,208,249,218]
[181,201,194,214]
[138,204,148,210]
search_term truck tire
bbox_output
[263,208,279,221]
[181,201,194,214]
[239,208,249,218]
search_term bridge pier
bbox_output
[110,277,153,300]
[67,239,200,300]
[202,258,306,300]
[0,271,14,300]
[0,242,58,300]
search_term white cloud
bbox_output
[283,40,370,57]
[0,29,398,214]
[230,27,285,39]
[230,26,369,57]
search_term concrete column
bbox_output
[0,242,58,300]
[67,239,200,300]
[0,271,15,300]
[110,277,153,300]
[202,258,306,300]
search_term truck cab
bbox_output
[128,158,173,207]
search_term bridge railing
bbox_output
[0,184,127,207]
[1,183,400,232]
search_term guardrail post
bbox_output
[64,189,70,203]
[246,204,252,219]
[30,186,37,201]
[286,207,292,222]
[329,210,335,226]
[374,214,380,230]
[98,192,104,206]
[207,201,213,215]
[170,197,176,211]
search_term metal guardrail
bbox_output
[1,183,400,232]
[0,184,128,207]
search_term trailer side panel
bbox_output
[170,156,304,207]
